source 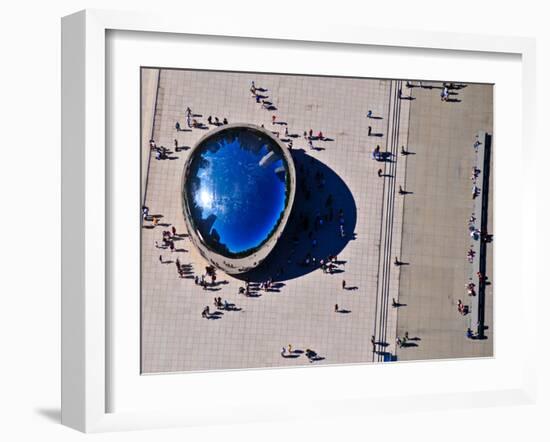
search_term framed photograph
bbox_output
[62,9,537,432]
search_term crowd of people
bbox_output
[193,265,219,290]
[174,106,230,133]
[280,344,322,363]
[148,138,176,161]
[460,135,492,338]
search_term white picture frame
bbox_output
[61,9,537,433]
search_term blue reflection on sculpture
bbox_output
[185,128,289,257]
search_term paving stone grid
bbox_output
[140,68,493,373]
[395,84,493,361]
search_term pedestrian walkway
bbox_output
[372,79,411,362]
[139,69,493,373]
[467,130,492,338]
[141,69,393,373]
[140,68,160,205]
[394,82,493,361]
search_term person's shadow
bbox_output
[240,149,357,282]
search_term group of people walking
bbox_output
[460,135,492,338]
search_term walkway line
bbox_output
[373,80,402,362]
[379,80,402,360]
[142,68,162,212]
[372,80,394,362]
[393,83,414,358]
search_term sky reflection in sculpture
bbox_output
[186,130,288,257]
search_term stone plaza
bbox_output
[140,68,493,373]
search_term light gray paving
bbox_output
[141,69,395,373]
[394,82,493,360]
[140,68,159,203]
[140,69,493,373]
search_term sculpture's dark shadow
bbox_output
[240,149,357,282]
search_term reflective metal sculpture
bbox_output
[182,124,296,274]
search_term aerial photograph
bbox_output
[140,67,493,374]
